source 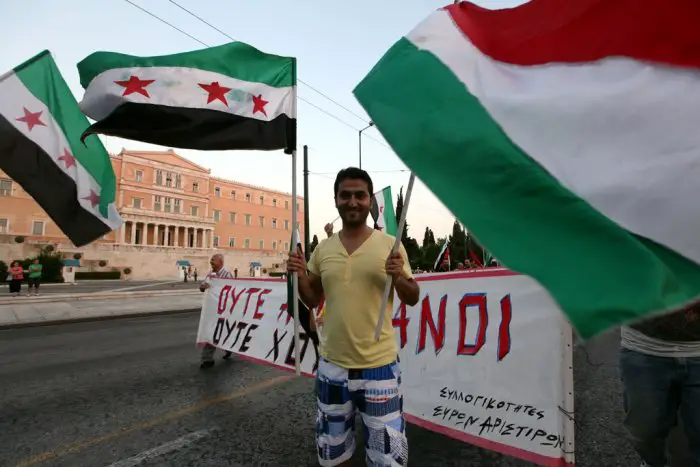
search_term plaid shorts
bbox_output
[315,357,407,466]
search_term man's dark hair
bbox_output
[334,167,373,197]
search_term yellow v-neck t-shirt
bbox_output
[308,230,413,369]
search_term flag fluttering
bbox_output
[77,42,296,151]
[0,50,122,246]
[354,0,700,338]
[434,243,450,271]
[370,186,397,235]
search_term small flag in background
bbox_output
[77,42,296,151]
[370,186,397,235]
[434,243,450,271]
[354,0,700,339]
[0,50,122,247]
[287,228,318,346]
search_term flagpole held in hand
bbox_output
[375,172,416,341]
[291,150,301,376]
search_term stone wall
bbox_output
[0,236,287,280]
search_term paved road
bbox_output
[0,314,691,467]
[11,280,201,295]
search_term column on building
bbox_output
[174,225,179,248]
[119,222,126,244]
[130,221,136,245]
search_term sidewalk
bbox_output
[0,293,203,329]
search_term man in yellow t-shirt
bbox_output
[287,168,420,467]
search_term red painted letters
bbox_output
[417,295,447,354]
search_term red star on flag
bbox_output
[16,108,46,132]
[252,94,268,116]
[199,81,231,106]
[58,149,76,169]
[114,76,155,97]
[82,190,100,208]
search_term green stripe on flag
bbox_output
[78,42,296,90]
[354,37,700,338]
[14,50,116,216]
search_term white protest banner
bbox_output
[196,270,575,466]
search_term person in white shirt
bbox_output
[199,253,234,369]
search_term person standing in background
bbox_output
[193,268,198,282]
[7,261,24,296]
[27,259,42,296]
[199,253,234,369]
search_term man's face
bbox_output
[210,256,222,270]
[335,178,371,227]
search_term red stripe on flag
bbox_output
[444,0,700,69]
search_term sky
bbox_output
[1,0,523,241]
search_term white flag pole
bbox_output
[375,172,416,341]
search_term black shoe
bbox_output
[222,351,233,360]
[200,360,215,369]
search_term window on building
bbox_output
[191,206,199,216]
[175,174,182,189]
[164,197,172,212]
[213,236,219,247]
[259,216,265,227]
[284,241,289,251]
[135,170,143,182]
[154,195,162,211]
[284,200,289,210]
[165,172,173,187]
[133,198,142,209]
[31,220,44,236]
[0,179,12,196]
[213,210,221,221]
[272,218,277,229]
[192,182,199,193]
[259,239,264,249]
[215,187,221,197]
[155,170,163,185]
[272,240,278,250]
[245,193,251,202]
[0,219,8,233]
[228,237,235,247]
[174,199,181,213]
[229,212,236,223]
[231,190,236,199]
[244,238,250,249]
[272,198,277,207]
[259,195,264,205]
[284,220,289,230]
[297,202,300,211]
[245,214,252,226]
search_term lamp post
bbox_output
[358,121,374,169]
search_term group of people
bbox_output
[5,259,43,296]
[195,166,699,467]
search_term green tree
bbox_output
[466,232,486,266]
[448,219,467,267]
[422,227,436,248]
[394,187,421,268]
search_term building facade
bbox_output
[0,148,304,279]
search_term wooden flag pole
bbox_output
[374,172,416,341]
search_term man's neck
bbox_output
[340,224,373,240]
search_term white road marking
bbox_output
[107,429,213,467]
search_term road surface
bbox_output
[16,280,201,295]
[0,314,690,466]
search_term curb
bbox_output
[0,289,200,305]
[0,307,200,330]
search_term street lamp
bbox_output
[358,121,374,169]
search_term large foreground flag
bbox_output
[78,42,296,151]
[354,0,700,338]
[370,186,397,235]
[0,50,122,247]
